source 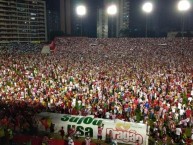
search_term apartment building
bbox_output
[0,0,47,43]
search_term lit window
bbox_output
[30,13,36,16]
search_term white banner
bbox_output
[37,112,147,145]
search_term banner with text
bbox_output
[37,112,147,145]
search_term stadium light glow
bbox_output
[76,5,86,36]
[107,4,117,15]
[178,0,191,11]
[142,2,153,13]
[142,2,153,38]
[76,5,86,16]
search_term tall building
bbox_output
[118,0,130,31]
[47,10,60,40]
[46,0,60,40]
[97,9,108,38]
[97,0,130,38]
[0,0,47,43]
[60,0,71,35]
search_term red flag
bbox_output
[50,41,55,51]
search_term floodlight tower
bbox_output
[142,2,153,38]
[177,0,191,38]
[76,5,86,36]
[107,4,117,37]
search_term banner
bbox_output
[37,112,148,145]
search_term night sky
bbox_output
[84,0,104,37]
[128,0,193,37]
[46,0,193,37]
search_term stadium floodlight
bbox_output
[142,2,153,38]
[76,5,86,36]
[107,4,117,37]
[178,0,191,11]
[107,4,117,15]
[76,5,86,16]
[177,0,191,38]
[142,2,153,14]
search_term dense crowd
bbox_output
[0,42,42,54]
[0,37,193,144]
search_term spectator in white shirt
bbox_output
[175,126,182,141]
[105,111,110,119]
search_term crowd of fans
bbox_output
[0,42,42,54]
[0,37,193,144]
